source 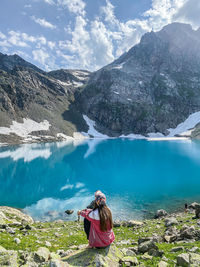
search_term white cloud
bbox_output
[58,0,86,16]
[32,48,58,71]
[32,49,50,66]
[2,0,199,72]
[0,40,11,48]
[21,33,37,42]
[143,0,186,31]
[31,16,56,29]
[0,32,6,39]
[173,0,200,29]
[48,41,56,49]
[0,29,57,70]
[0,31,49,49]
[101,0,119,26]
[58,0,149,70]
[62,16,91,68]
[37,36,47,45]
[24,4,32,8]
[44,0,55,4]
[8,31,29,47]
[90,19,114,66]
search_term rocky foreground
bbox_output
[1,204,200,266]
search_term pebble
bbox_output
[45,241,51,247]
[14,238,21,244]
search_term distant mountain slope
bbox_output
[0,53,44,74]
[1,22,200,144]
[75,22,200,136]
[0,54,91,144]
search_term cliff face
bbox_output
[76,23,200,136]
[0,54,90,143]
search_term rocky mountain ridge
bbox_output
[1,22,200,144]
[75,22,200,137]
[0,53,91,144]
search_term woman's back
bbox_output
[88,207,115,247]
[79,192,115,248]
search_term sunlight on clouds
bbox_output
[173,0,200,29]
[48,41,56,49]
[0,32,6,39]
[0,31,48,50]
[144,0,186,31]
[8,31,29,47]
[57,0,86,16]
[32,49,50,67]
[59,0,149,70]
[101,0,119,26]
[62,16,91,68]
[31,16,57,29]
[90,19,115,66]
[44,0,55,5]
[2,0,200,71]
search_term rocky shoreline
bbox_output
[1,204,200,266]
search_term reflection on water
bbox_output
[1,139,200,221]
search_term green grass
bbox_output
[1,212,200,266]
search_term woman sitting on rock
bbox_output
[78,193,115,248]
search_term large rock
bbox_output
[0,245,6,251]
[20,252,38,267]
[138,240,158,254]
[0,250,18,266]
[0,206,34,224]
[194,204,200,218]
[0,211,7,227]
[122,220,143,227]
[119,256,139,266]
[50,259,70,266]
[61,245,123,267]
[121,248,136,257]
[177,253,190,267]
[170,246,184,252]
[165,226,178,236]
[155,210,168,218]
[34,247,50,263]
[158,261,168,267]
[189,252,200,266]
[164,235,177,243]
[164,217,178,227]
[189,202,199,209]
[180,225,196,240]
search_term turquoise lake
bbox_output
[0,139,200,221]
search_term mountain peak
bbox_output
[0,53,44,73]
[159,22,193,34]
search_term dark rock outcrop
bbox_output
[76,22,200,136]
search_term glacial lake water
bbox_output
[0,139,200,221]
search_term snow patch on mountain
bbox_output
[0,119,50,138]
[167,111,200,136]
[82,115,109,138]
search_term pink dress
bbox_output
[80,209,115,247]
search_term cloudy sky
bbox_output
[0,0,199,71]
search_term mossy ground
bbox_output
[1,212,200,266]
